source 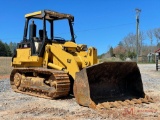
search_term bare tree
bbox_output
[139,31,145,55]
[153,28,160,48]
[147,30,153,52]
[122,33,136,52]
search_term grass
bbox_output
[0,57,13,76]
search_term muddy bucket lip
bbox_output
[74,62,145,107]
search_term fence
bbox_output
[138,56,149,63]
[156,56,160,71]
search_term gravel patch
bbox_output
[0,64,160,120]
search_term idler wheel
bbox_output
[14,73,22,88]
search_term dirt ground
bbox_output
[0,57,12,77]
[0,63,160,120]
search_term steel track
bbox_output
[10,68,70,99]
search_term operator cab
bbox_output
[17,10,75,57]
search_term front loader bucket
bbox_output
[74,62,147,109]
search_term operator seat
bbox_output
[34,29,43,53]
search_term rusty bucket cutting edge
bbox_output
[73,62,145,108]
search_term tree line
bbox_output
[0,40,17,57]
[119,28,160,56]
[99,27,160,61]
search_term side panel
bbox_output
[12,48,43,67]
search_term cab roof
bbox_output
[25,10,74,21]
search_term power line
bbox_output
[75,22,135,33]
[55,22,135,35]
[0,38,21,41]
[0,22,135,40]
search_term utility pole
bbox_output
[135,8,141,63]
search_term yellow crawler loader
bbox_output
[10,10,153,109]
